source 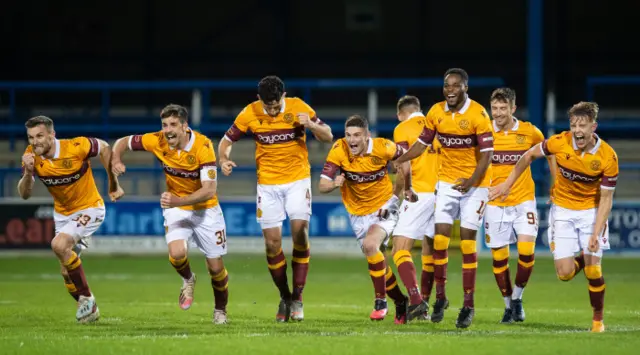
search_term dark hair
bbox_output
[258,75,285,103]
[397,95,421,112]
[490,87,516,106]
[568,101,599,122]
[345,114,368,129]
[444,68,469,85]
[160,104,189,123]
[25,115,54,131]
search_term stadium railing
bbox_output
[0,78,505,147]
[547,76,640,133]
[3,77,638,198]
[0,78,507,197]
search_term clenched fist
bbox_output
[22,153,35,174]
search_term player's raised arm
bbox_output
[531,126,557,200]
[110,135,134,176]
[111,133,158,177]
[296,100,333,143]
[318,143,344,193]
[91,138,124,201]
[396,108,437,165]
[386,139,416,202]
[217,138,236,176]
[318,161,344,193]
[489,141,546,201]
[395,130,431,165]
[17,152,35,200]
[218,111,251,176]
[298,113,333,143]
[394,159,416,202]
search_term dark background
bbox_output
[1,0,638,109]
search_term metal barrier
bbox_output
[3,77,640,197]
[0,78,505,148]
[546,76,640,133]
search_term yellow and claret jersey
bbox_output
[393,112,441,193]
[224,97,325,185]
[23,137,103,216]
[541,131,618,210]
[321,137,403,216]
[418,98,494,187]
[489,118,545,206]
[130,130,219,211]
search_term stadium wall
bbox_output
[1,198,640,257]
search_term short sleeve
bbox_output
[531,125,545,146]
[321,142,343,180]
[224,107,251,142]
[73,137,101,160]
[475,110,494,152]
[129,132,159,152]
[601,150,619,190]
[417,106,437,146]
[382,139,404,161]
[295,98,324,126]
[393,125,409,150]
[540,134,564,156]
[198,138,217,182]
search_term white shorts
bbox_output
[54,206,106,253]
[484,200,538,248]
[394,192,436,240]
[435,181,488,230]
[547,204,610,260]
[349,198,400,250]
[163,205,228,259]
[257,177,312,229]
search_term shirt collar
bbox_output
[41,139,61,160]
[444,97,471,114]
[572,133,602,154]
[170,129,196,152]
[407,112,425,120]
[493,117,520,132]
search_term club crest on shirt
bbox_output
[371,156,383,165]
[62,159,73,169]
[590,160,601,171]
[516,134,526,145]
[459,119,470,130]
[284,113,294,124]
[187,155,196,164]
[207,169,216,179]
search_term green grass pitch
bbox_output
[1,252,639,354]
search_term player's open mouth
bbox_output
[574,135,585,144]
[166,134,177,141]
[349,144,359,151]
